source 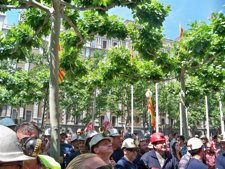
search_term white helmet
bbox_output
[44,128,51,136]
[0,125,34,162]
[122,138,136,149]
[187,137,203,151]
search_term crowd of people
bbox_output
[1,118,225,169]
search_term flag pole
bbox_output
[205,96,210,139]
[220,100,224,134]
[179,103,183,135]
[155,83,159,132]
[131,85,134,134]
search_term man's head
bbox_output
[108,128,122,149]
[73,136,87,153]
[66,153,109,169]
[90,134,113,156]
[66,131,72,144]
[187,137,204,158]
[60,132,67,144]
[122,138,137,162]
[139,138,149,154]
[150,132,167,154]
[16,122,39,142]
[0,125,34,169]
[177,135,185,146]
[76,128,83,136]
[200,135,208,144]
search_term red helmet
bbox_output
[150,132,166,144]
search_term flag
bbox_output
[102,114,112,131]
[148,96,156,129]
[179,25,184,39]
[58,67,66,83]
[84,121,94,133]
[58,45,62,52]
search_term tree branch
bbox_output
[0,4,30,10]
[61,10,86,47]
[18,0,51,14]
[60,0,133,11]
[188,52,221,70]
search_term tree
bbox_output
[0,0,170,160]
[172,11,225,138]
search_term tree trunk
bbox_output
[180,67,188,139]
[49,0,61,162]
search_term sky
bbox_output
[6,0,225,40]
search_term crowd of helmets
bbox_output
[1,117,225,169]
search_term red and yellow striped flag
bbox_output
[58,68,66,83]
[179,25,184,39]
[148,96,156,129]
[58,45,66,83]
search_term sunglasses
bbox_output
[96,164,113,169]
[126,148,137,152]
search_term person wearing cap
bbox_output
[116,138,138,169]
[0,125,35,169]
[70,135,79,151]
[216,136,225,169]
[108,128,124,162]
[90,133,115,166]
[0,117,16,130]
[65,135,88,167]
[185,137,207,169]
[85,130,99,152]
[140,132,178,169]
[139,138,149,155]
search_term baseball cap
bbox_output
[89,134,112,152]
[108,128,121,137]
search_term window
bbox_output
[12,109,17,119]
[86,48,90,57]
[25,110,32,122]
[161,118,165,125]
[112,116,116,126]
[102,40,107,49]
[113,42,117,47]
[122,41,126,47]
[91,39,96,48]
[100,116,104,125]
[135,116,140,123]
[0,107,2,116]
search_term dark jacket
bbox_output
[216,151,225,169]
[186,158,208,169]
[140,150,178,169]
[111,147,124,162]
[116,157,137,169]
